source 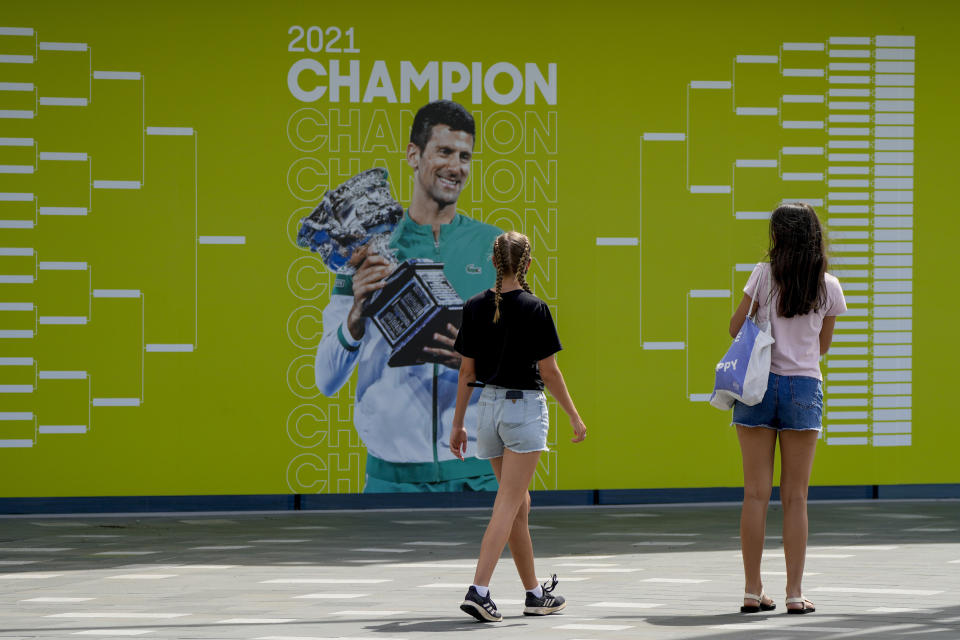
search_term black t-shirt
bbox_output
[454,289,562,390]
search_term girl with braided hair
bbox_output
[728,203,847,615]
[451,230,586,622]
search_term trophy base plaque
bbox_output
[362,259,463,368]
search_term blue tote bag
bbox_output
[710,268,774,410]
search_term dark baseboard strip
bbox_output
[0,494,296,514]
[1,484,957,515]
[878,483,960,499]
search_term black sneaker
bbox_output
[460,586,503,622]
[524,574,567,616]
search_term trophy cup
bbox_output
[297,168,464,367]
[296,168,404,274]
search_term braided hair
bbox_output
[493,236,505,323]
[768,202,829,318]
[492,231,533,323]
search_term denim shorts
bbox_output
[475,386,550,459]
[732,372,823,431]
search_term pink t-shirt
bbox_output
[744,262,847,380]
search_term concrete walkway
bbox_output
[1,499,957,639]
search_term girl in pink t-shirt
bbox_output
[728,203,847,615]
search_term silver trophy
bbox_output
[297,169,463,367]
[296,168,404,274]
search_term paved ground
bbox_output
[0,499,958,639]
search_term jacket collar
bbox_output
[397,210,464,237]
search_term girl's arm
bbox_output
[539,355,587,443]
[449,356,477,460]
[729,294,754,338]
[819,316,837,355]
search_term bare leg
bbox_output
[737,425,778,607]
[778,429,819,609]
[489,457,537,589]
[473,449,541,587]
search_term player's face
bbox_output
[411,125,473,208]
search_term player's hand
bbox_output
[423,322,462,369]
[346,247,394,340]
[449,424,467,460]
[570,416,587,443]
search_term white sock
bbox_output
[472,584,489,597]
[527,585,543,598]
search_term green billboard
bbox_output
[1,1,957,496]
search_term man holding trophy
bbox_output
[305,100,503,492]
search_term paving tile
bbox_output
[0,501,956,639]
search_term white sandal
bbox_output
[741,591,776,613]
[786,596,815,614]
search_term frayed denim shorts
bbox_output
[475,385,550,459]
[732,372,823,432]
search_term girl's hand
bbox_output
[570,416,587,443]
[449,425,468,460]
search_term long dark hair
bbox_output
[768,202,828,318]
